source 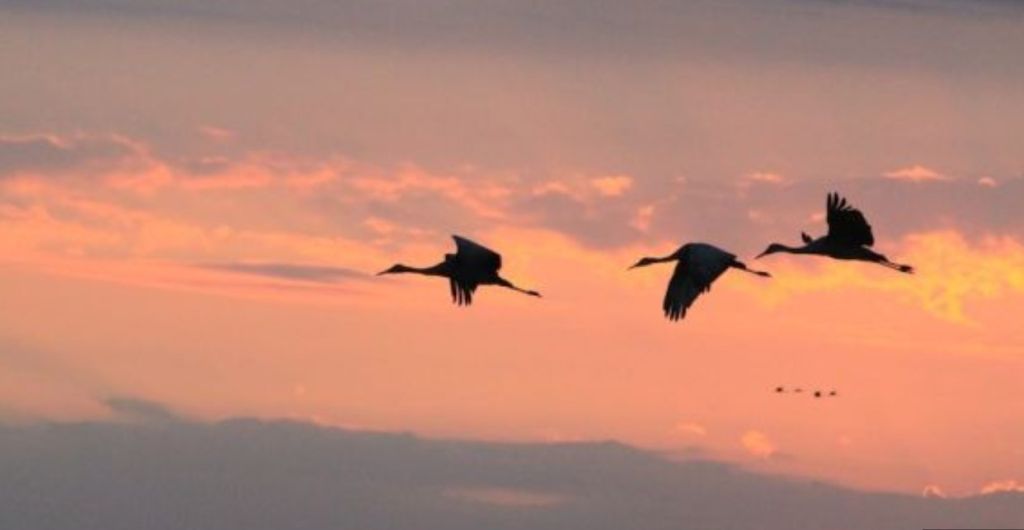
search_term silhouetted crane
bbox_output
[629,243,771,321]
[756,192,914,273]
[378,235,541,305]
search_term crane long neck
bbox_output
[778,243,812,254]
[630,252,681,269]
[399,262,450,277]
[653,252,680,264]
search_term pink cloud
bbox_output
[198,125,236,142]
[531,180,575,197]
[630,205,655,232]
[745,171,786,184]
[673,422,707,437]
[363,216,397,235]
[883,165,949,182]
[347,165,507,220]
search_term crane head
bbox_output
[628,256,664,269]
[756,243,787,259]
[377,264,411,275]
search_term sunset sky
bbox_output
[2,0,1023,499]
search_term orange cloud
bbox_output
[590,175,633,197]
[980,479,1024,495]
[741,430,777,459]
[749,231,1024,323]
[737,171,787,195]
[5,132,1024,332]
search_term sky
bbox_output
[1,0,1023,506]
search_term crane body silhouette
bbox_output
[629,243,771,321]
[757,192,913,273]
[378,235,540,305]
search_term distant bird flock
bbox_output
[776,386,839,398]
[380,192,913,321]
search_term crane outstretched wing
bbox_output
[826,192,874,247]
[452,235,502,273]
[449,235,501,306]
[663,265,707,321]
[662,244,734,321]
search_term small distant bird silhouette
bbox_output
[378,235,541,305]
[775,386,785,393]
[793,388,804,393]
[757,192,914,273]
[813,390,822,398]
[829,390,838,397]
[629,243,771,321]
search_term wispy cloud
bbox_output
[0,133,140,178]
[104,396,181,423]
[199,262,367,283]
